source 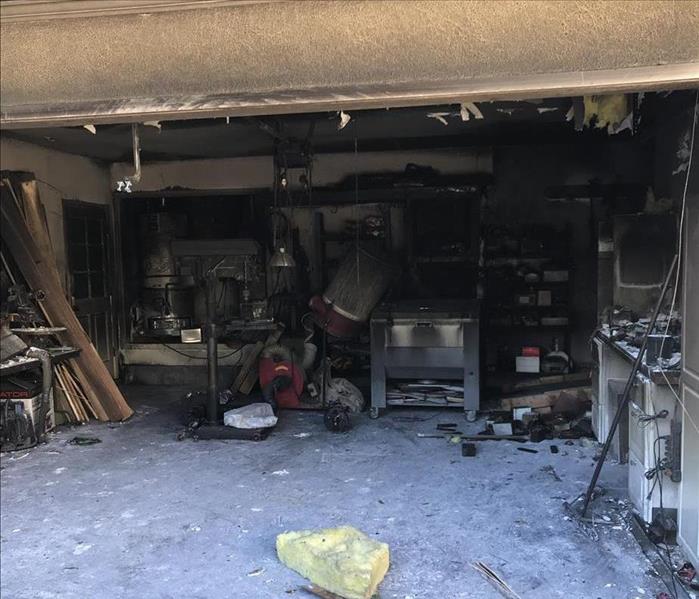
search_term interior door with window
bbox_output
[64,201,117,377]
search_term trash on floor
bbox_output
[301,584,345,599]
[462,442,477,457]
[68,436,101,446]
[677,561,698,589]
[276,526,389,599]
[472,561,522,599]
[223,403,277,429]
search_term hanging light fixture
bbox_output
[270,245,296,268]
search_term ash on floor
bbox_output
[0,385,667,599]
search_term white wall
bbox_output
[110,149,492,191]
[1,136,113,285]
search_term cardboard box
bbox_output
[516,356,540,373]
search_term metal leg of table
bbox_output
[370,320,386,418]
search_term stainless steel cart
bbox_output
[370,300,480,420]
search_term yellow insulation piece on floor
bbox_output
[276,525,389,599]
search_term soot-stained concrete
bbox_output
[1,385,665,598]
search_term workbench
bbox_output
[0,346,80,376]
[592,329,681,524]
[594,329,680,385]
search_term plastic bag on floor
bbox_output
[223,403,278,429]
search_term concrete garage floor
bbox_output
[1,385,666,599]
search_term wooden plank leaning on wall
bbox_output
[0,176,132,422]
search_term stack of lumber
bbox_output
[1,175,132,422]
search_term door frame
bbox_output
[62,198,119,377]
[679,167,699,565]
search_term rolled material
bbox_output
[323,246,398,323]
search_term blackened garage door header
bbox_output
[1,0,698,128]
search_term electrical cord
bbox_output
[638,409,669,428]
[650,409,679,598]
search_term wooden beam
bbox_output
[1,181,132,421]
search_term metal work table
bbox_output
[0,347,80,376]
[370,299,480,419]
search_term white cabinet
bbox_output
[626,379,680,524]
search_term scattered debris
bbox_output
[512,407,532,420]
[673,126,694,175]
[537,107,559,114]
[516,447,538,454]
[337,111,351,130]
[492,423,513,436]
[436,423,458,431]
[677,561,697,586]
[462,443,477,457]
[550,445,559,454]
[540,465,562,481]
[277,526,389,599]
[143,120,162,131]
[387,382,464,406]
[271,470,290,476]
[426,112,450,126]
[68,436,101,446]
[82,124,96,134]
[72,543,92,555]
[465,435,528,442]
[247,567,265,577]
[582,94,633,135]
[293,433,311,438]
[301,585,344,599]
[500,387,590,411]
[223,403,277,429]
[472,561,522,599]
[460,102,484,121]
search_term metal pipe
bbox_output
[126,123,141,185]
[205,274,218,423]
[207,322,218,423]
[580,253,678,517]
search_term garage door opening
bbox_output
[1,88,698,598]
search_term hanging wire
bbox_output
[354,128,360,286]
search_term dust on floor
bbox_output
[1,385,665,599]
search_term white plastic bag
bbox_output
[223,403,278,429]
